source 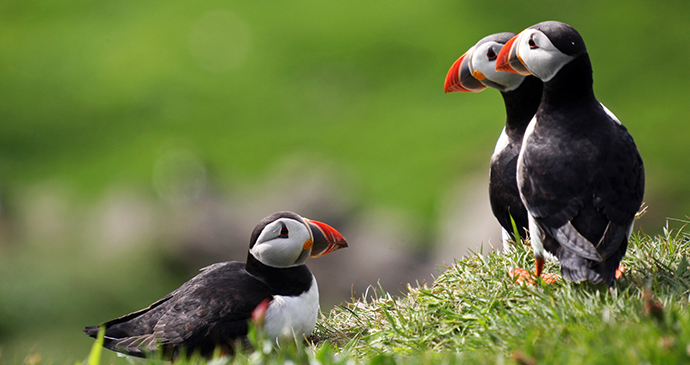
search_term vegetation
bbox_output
[62,224,690,365]
[314,224,690,364]
[2,0,690,362]
[1,0,690,225]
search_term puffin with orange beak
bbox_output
[84,211,347,358]
[445,32,542,252]
[495,21,644,286]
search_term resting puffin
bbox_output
[83,211,347,358]
[495,21,645,286]
[444,32,542,251]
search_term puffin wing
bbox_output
[593,123,645,221]
[85,262,271,357]
[590,120,645,259]
[518,129,601,261]
[84,293,175,357]
[151,262,272,353]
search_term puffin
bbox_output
[444,32,543,252]
[495,21,645,286]
[83,211,347,358]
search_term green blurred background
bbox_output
[1,0,690,363]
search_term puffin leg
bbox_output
[251,298,272,326]
[535,257,544,277]
[535,257,559,284]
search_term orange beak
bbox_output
[495,34,531,75]
[444,52,487,93]
[305,218,348,257]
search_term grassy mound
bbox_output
[315,224,690,363]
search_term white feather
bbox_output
[262,276,319,339]
[600,103,621,125]
[492,127,510,156]
[501,228,514,254]
[516,114,537,192]
[527,213,545,259]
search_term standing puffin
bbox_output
[83,211,347,358]
[444,32,542,251]
[495,21,645,286]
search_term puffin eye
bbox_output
[486,48,497,61]
[528,38,538,49]
[279,223,289,238]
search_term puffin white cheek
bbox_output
[534,51,574,82]
[518,34,575,82]
[484,69,526,91]
[517,39,538,75]
[250,242,303,267]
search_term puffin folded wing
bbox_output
[556,248,604,284]
[595,220,633,260]
[105,334,159,357]
[83,293,175,357]
[147,263,273,356]
[546,221,602,261]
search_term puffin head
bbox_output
[248,211,347,268]
[495,21,586,82]
[444,32,528,93]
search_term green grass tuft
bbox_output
[77,325,104,365]
[510,213,523,247]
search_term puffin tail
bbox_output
[556,249,605,285]
[84,325,100,338]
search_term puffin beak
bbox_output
[444,51,487,93]
[495,33,531,75]
[305,219,348,257]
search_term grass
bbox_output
[69,222,690,365]
[78,326,104,365]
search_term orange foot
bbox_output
[508,267,559,285]
[615,264,625,280]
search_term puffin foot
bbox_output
[251,298,272,326]
[508,267,559,285]
[615,264,625,280]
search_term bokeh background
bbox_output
[2,0,690,363]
